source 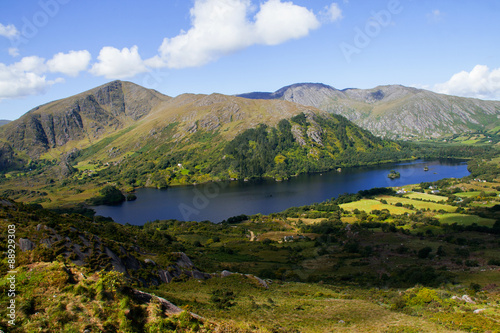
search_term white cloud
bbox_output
[90,46,148,79]
[11,56,47,75]
[434,65,500,100]
[47,50,91,76]
[0,23,19,39]
[8,47,20,57]
[254,0,320,45]
[0,57,60,100]
[157,0,321,69]
[321,3,343,23]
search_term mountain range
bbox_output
[1,80,406,192]
[0,80,495,190]
[238,83,500,139]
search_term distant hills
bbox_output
[238,83,500,139]
[0,120,10,126]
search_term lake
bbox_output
[92,159,469,225]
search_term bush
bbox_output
[488,258,500,266]
[417,247,432,259]
[210,289,237,309]
[126,193,137,201]
[86,185,125,206]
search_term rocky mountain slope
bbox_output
[0,80,171,158]
[238,83,500,139]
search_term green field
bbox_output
[454,191,482,198]
[379,195,456,212]
[435,213,496,227]
[405,192,447,202]
[340,199,412,215]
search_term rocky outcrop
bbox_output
[157,252,212,284]
[19,238,35,252]
[219,270,269,289]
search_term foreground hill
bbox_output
[1,157,500,331]
[238,83,500,139]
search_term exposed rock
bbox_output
[186,122,198,134]
[130,289,184,315]
[306,126,323,146]
[19,238,35,252]
[144,259,156,265]
[156,252,211,284]
[199,114,221,131]
[174,252,194,268]
[221,270,233,278]
[245,274,269,289]
[462,295,476,304]
[291,124,306,146]
[220,270,268,289]
[453,295,476,304]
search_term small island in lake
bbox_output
[424,166,429,171]
[387,170,401,179]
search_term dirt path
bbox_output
[249,230,256,241]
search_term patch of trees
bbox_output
[86,185,125,206]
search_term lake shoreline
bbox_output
[91,159,470,225]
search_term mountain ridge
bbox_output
[0,80,171,158]
[237,83,500,139]
[0,80,414,194]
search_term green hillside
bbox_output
[1,156,500,332]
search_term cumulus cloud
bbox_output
[47,50,91,77]
[321,3,343,23]
[90,46,148,79]
[434,65,500,100]
[0,23,19,39]
[254,0,320,45]
[0,57,60,100]
[156,0,321,69]
[11,56,47,75]
[8,47,20,57]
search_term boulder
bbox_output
[19,238,35,252]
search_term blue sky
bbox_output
[0,0,499,120]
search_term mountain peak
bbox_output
[0,80,171,157]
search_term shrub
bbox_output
[210,289,237,309]
[488,258,500,266]
[417,247,432,259]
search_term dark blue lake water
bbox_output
[92,159,469,225]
